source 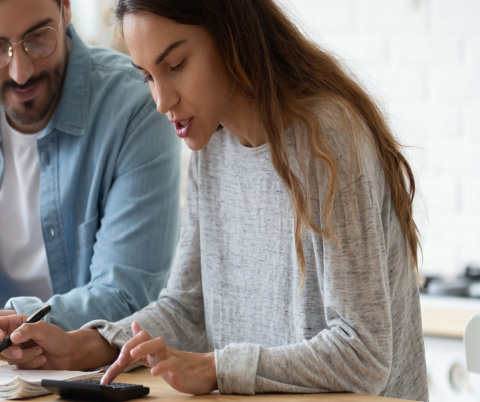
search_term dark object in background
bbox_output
[422,265,480,298]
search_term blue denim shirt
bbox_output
[0,26,181,330]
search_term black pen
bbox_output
[0,304,52,353]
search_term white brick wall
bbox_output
[279,0,480,278]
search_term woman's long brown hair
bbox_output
[115,0,421,283]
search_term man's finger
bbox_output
[3,346,43,363]
[11,354,47,370]
[0,315,28,335]
[9,321,50,345]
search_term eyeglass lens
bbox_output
[0,27,57,68]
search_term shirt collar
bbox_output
[43,24,91,138]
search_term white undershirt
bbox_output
[0,108,52,303]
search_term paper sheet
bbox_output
[0,365,101,384]
[0,365,102,400]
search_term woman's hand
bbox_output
[102,322,218,395]
[0,314,117,371]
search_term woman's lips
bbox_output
[174,118,193,138]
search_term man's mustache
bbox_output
[2,73,48,91]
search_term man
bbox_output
[0,0,181,330]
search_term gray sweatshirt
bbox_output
[85,105,428,401]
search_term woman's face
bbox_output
[122,11,234,151]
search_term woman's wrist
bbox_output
[205,352,218,392]
[68,329,118,370]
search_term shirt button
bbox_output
[50,228,55,238]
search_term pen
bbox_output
[0,304,51,353]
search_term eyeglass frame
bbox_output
[0,1,64,69]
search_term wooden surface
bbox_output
[5,295,473,399]
[420,295,480,338]
[29,367,412,401]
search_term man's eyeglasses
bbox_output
[0,3,64,69]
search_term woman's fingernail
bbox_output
[38,355,47,365]
[12,349,22,359]
[35,348,43,357]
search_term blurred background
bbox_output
[70,1,480,400]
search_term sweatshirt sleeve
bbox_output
[215,175,395,396]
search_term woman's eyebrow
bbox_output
[130,39,188,71]
[154,39,187,65]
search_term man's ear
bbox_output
[62,0,72,27]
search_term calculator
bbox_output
[41,379,150,401]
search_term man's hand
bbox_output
[0,310,16,317]
[0,314,33,363]
[0,314,71,369]
[0,315,117,370]
[101,322,218,395]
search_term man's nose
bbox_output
[8,44,35,85]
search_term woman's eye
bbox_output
[171,59,185,72]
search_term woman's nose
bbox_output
[152,81,179,115]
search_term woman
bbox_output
[0,0,428,400]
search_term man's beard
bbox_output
[0,60,66,128]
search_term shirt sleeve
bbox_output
[6,106,181,331]
[83,152,208,353]
[215,176,395,396]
